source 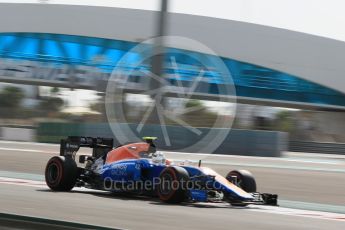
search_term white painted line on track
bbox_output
[249,205,345,222]
[279,158,341,164]
[1,140,344,165]
[0,146,344,172]
[0,177,100,193]
[165,151,345,165]
[168,159,345,173]
[0,171,44,180]
[0,177,46,188]
[0,147,58,153]
[0,146,342,166]
[1,176,345,222]
[0,140,59,147]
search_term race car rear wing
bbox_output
[60,136,113,159]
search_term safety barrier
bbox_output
[289,141,345,155]
[37,122,287,157]
[0,126,36,142]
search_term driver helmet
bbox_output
[152,151,166,165]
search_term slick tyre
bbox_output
[45,156,77,191]
[157,166,189,203]
[226,170,257,193]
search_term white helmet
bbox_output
[151,151,166,165]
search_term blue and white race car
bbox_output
[45,136,278,206]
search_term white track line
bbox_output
[249,205,345,222]
[0,147,58,153]
[0,140,59,147]
[0,177,46,188]
[0,177,98,192]
[0,145,342,165]
[165,151,345,165]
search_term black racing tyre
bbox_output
[45,156,78,191]
[157,166,190,203]
[226,170,257,193]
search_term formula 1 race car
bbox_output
[45,136,278,206]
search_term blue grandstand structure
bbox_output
[0,33,344,108]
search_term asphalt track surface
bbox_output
[1,141,345,229]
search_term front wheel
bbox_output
[226,169,257,193]
[45,156,78,191]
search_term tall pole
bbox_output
[148,0,169,123]
[151,0,168,82]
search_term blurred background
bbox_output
[0,0,345,156]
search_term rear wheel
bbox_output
[226,170,257,193]
[157,166,189,203]
[45,156,78,191]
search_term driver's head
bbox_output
[152,151,166,165]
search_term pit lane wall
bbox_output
[36,122,287,157]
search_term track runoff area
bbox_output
[0,140,344,229]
